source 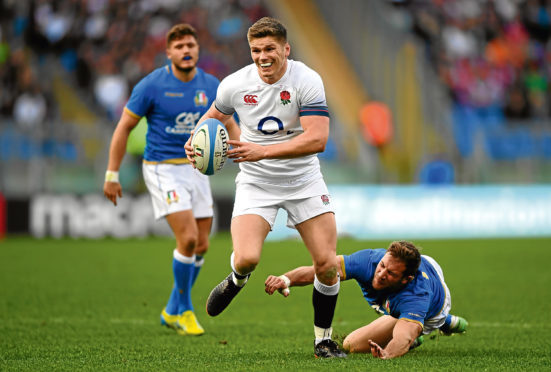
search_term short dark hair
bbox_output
[166,23,198,47]
[387,241,421,278]
[247,17,287,43]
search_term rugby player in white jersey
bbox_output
[185,17,345,358]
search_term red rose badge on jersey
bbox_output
[280,90,291,105]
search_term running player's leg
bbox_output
[143,163,199,331]
[165,211,205,335]
[165,210,199,313]
[296,212,345,358]
[343,315,397,353]
[191,217,212,286]
[189,169,214,287]
[230,214,270,276]
[206,214,269,316]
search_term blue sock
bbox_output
[165,285,179,315]
[440,314,454,333]
[191,255,204,287]
[165,250,195,314]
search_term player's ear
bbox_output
[402,275,414,284]
[285,43,290,58]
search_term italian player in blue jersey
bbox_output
[265,241,468,359]
[103,24,236,336]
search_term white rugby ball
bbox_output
[191,118,229,175]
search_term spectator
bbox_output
[405,0,551,122]
[13,84,47,130]
[504,82,532,119]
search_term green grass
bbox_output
[1,235,551,371]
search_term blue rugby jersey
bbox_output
[125,65,219,162]
[340,248,446,329]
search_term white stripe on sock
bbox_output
[313,275,340,296]
[173,249,195,264]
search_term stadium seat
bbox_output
[484,129,535,160]
[452,104,478,157]
[541,134,551,158]
[418,160,455,184]
[0,131,14,161]
[318,137,338,161]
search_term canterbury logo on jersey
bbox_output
[244,94,258,105]
[165,112,200,134]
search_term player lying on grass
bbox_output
[265,241,468,359]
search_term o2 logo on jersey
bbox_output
[257,116,284,135]
[166,112,201,134]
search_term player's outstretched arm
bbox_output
[265,256,345,296]
[103,110,140,206]
[265,266,314,297]
[370,319,422,359]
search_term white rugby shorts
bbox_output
[232,174,334,228]
[142,162,213,220]
[421,255,452,335]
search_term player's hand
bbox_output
[368,339,388,359]
[185,130,196,167]
[264,275,290,297]
[227,140,266,163]
[103,181,122,206]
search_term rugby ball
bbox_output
[191,118,229,175]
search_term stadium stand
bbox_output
[315,0,551,182]
[0,0,270,196]
[2,0,551,198]
[401,0,551,163]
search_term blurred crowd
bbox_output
[402,0,551,123]
[0,0,268,124]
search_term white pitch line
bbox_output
[12,318,551,330]
[468,322,549,329]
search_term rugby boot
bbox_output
[206,273,247,316]
[314,339,347,358]
[178,310,205,335]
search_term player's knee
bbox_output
[234,253,259,273]
[313,260,338,283]
[342,337,352,353]
[195,240,209,256]
[176,234,198,255]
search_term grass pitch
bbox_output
[1,234,550,371]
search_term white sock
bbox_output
[314,326,332,345]
[231,272,249,287]
[450,315,459,329]
[230,252,250,287]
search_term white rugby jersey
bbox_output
[214,59,330,183]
